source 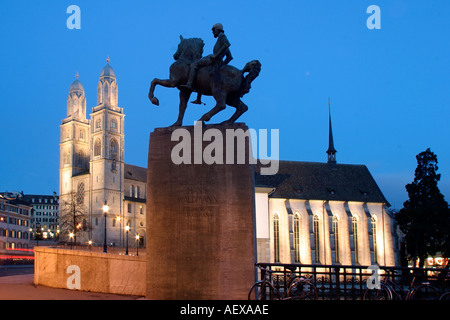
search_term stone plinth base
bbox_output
[146,123,255,300]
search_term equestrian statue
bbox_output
[148,23,261,127]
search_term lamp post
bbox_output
[103,201,109,253]
[116,215,122,246]
[135,234,140,256]
[125,225,129,255]
[69,232,74,249]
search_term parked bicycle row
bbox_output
[248,263,449,300]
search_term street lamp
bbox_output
[69,232,74,249]
[103,201,109,253]
[125,225,129,255]
[135,234,140,256]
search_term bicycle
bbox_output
[248,265,318,300]
[363,272,440,300]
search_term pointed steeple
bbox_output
[97,57,118,106]
[326,97,337,165]
[67,72,86,119]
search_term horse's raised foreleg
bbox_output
[148,78,177,106]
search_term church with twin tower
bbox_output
[59,59,147,247]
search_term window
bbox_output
[104,83,109,99]
[293,213,300,263]
[94,139,101,157]
[64,151,70,165]
[273,214,280,263]
[371,216,377,264]
[79,129,84,140]
[111,119,117,131]
[76,150,84,166]
[95,118,101,129]
[352,215,359,264]
[128,203,132,213]
[110,139,118,159]
[313,215,320,264]
[332,215,339,264]
[77,182,85,204]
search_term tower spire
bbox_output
[326,97,337,165]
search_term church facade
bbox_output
[254,108,397,266]
[254,161,397,266]
[59,59,146,247]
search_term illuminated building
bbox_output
[254,105,397,266]
[0,194,32,250]
[59,59,146,247]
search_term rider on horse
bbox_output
[182,23,233,104]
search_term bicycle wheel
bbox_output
[408,284,440,300]
[363,286,392,300]
[286,278,318,300]
[248,281,277,300]
[439,291,450,300]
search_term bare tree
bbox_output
[59,191,90,245]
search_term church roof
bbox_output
[255,160,389,206]
[100,58,115,78]
[69,79,84,92]
[125,163,147,182]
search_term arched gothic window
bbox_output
[77,182,85,204]
[332,215,340,264]
[76,150,85,166]
[313,214,320,264]
[64,150,71,165]
[273,213,280,263]
[94,139,101,157]
[371,216,377,264]
[111,119,117,131]
[110,139,118,159]
[293,213,300,263]
[352,215,359,263]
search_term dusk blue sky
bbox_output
[1,0,449,210]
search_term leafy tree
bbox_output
[396,148,450,268]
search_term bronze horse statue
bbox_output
[148,36,261,126]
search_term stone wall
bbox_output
[34,247,145,296]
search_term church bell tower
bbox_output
[60,73,90,197]
[89,58,125,244]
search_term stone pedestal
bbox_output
[146,123,255,300]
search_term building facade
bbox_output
[59,59,146,247]
[21,193,59,239]
[0,195,32,250]
[254,161,397,266]
[254,107,397,266]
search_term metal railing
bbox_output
[50,244,145,257]
[256,262,449,300]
